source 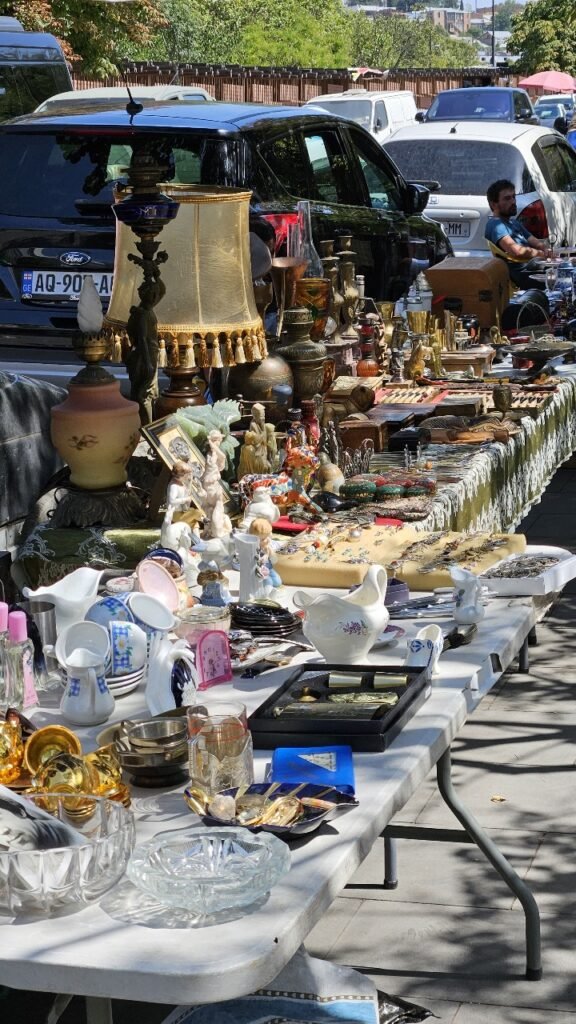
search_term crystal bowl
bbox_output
[175,604,231,644]
[127,826,290,914]
[0,795,135,915]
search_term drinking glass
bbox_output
[545,266,558,295]
[187,700,253,797]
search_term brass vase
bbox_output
[294,277,332,342]
[276,308,330,404]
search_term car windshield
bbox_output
[427,90,512,120]
[0,63,71,120]
[311,99,372,129]
[385,138,535,195]
[0,131,245,217]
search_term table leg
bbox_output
[85,997,113,1024]
[383,835,398,889]
[517,636,530,673]
[436,747,542,981]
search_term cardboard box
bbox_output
[426,256,510,328]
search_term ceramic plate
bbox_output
[136,559,180,613]
[371,625,406,649]
[107,677,142,697]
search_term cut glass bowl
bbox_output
[0,795,135,915]
[127,826,291,914]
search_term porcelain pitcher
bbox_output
[23,567,104,633]
[450,566,485,625]
[60,648,115,727]
[293,564,389,664]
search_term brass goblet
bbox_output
[0,720,24,785]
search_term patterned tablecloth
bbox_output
[13,374,576,589]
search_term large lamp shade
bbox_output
[105,184,264,348]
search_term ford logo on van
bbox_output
[59,251,91,266]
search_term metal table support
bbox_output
[375,747,542,981]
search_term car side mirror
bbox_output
[374,118,382,130]
[415,111,425,123]
[406,182,430,215]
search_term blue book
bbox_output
[270,744,355,795]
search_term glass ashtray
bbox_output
[0,795,135,915]
[126,826,290,914]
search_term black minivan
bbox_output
[0,101,451,351]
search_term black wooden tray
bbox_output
[248,663,431,753]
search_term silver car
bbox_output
[534,101,569,132]
[385,121,576,256]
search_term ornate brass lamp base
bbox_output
[49,485,146,529]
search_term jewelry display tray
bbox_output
[481,545,576,596]
[248,664,431,753]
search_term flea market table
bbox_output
[0,592,542,1024]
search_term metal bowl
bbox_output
[127,719,187,752]
[24,725,83,774]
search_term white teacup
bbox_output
[54,621,110,670]
[108,620,148,677]
[127,593,176,636]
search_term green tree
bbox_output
[0,0,165,74]
[351,13,478,69]
[493,0,518,32]
[508,0,576,73]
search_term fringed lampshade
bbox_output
[105,185,266,368]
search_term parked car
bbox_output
[384,121,576,256]
[34,84,215,114]
[304,88,417,144]
[0,101,450,352]
[417,87,538,125]
[534,94,574,120]
[534,101,568,133]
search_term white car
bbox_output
[384,121,576,256]
[35,84,215,113]
[304,88,417,145]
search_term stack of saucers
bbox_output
[230,603,302,638]
[106,667,144,698]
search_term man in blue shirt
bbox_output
[485,178,551,289]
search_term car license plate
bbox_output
[21,270,113,300]
[445,221,471,239]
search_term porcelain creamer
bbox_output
[293,564,389,664]
[451,566,485,625]
[23,567,104,633]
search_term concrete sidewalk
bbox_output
[306,466,576,1022]
[4,468,575,1024]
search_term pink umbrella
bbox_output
[519,70,576,92]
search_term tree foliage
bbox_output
[350,15,478,69]
[0,0,481,74]
[0,0,165,74]
[493,0,518,33]
[508,0,576,74]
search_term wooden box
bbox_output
[426,256,510,328]
[338,408,415,452]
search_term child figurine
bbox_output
[197,561,232,607]
[248,517,282,599]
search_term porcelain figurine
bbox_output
[201,429,233,540]
[60,648,114,727]
[237,403,270,478]
[241,484,280,530]
[165,459,194,513]
[293,564,389,664]
[451,566,486,625]
[404,624,444,679]
[249,518,282,599]
[23,567,104,633]
[146,637,198,717]
[197,561,232,607]
[160,507,200,587]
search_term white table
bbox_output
[0,594,541,1022]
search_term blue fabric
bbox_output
[567,128,576,151]
[485,216,530,249]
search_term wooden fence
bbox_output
[72,62,519,110]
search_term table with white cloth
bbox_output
[0,592,541,1023]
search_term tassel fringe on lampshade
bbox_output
[104,185,266,371]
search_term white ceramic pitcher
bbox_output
[60,647,115,726]
[293,564,389,664]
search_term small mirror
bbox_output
[415,111,425,123]
[375,118,382,130]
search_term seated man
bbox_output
[485,178,551,290]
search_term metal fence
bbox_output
[72,62,519,110]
